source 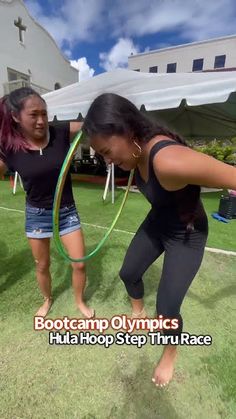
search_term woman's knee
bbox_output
[119,264,136,285]
[35,258,50,274]
[119,264,144,298]
[71,261,86,273]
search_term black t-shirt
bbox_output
[0,122,74,208]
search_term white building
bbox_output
[0,0,78,97]
[128,34,236,74]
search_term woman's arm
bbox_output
[69,122,83,142]
[0,159,7,177]
[153,144,236,191]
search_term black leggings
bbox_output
[119,214,208,336]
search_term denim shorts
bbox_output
[25,203,81,239]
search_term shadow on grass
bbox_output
[0,240,128,310]
[187,284,236,309]
[109,354,180,419]
[51,242,110,304]
[0,240,8,259]
[85,242,163,305]
[0,241,32,295]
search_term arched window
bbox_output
[54,82,61,90]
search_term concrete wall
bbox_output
[128,35,236,73]
[0,0,78,97]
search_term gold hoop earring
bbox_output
[132,141,142,159]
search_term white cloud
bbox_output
[99,38,139,71]
[24,0,236,53]
[70,58,95,81]
[24,0,42,18]
[63,49,73,59]
[60,0,106,43]
[25,0,106,47]
[25,1,68,47]
[107,0,236,42]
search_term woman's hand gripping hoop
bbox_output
[53,130,134,262]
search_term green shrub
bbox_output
[193,140,236,164]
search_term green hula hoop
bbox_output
[53,130,134,262]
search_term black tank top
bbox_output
[135,140,208,231]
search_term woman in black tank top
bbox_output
[83,93,236,388]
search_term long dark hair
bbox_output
[83,92,186,145]
[0,87,46,153]
[83,93,203,231]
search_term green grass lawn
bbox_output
[0,179,236,418]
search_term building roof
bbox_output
[128,34,236,59]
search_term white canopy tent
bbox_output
[42,69,236,203]
[43,68,236,140]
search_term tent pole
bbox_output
[103,164,111,201]
[111,163,115,204]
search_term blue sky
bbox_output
[24,0,236,80]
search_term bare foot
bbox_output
[77,301,95,319]
[131,308,147,319]
[152,346,177,388]
[35,297,53,317]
